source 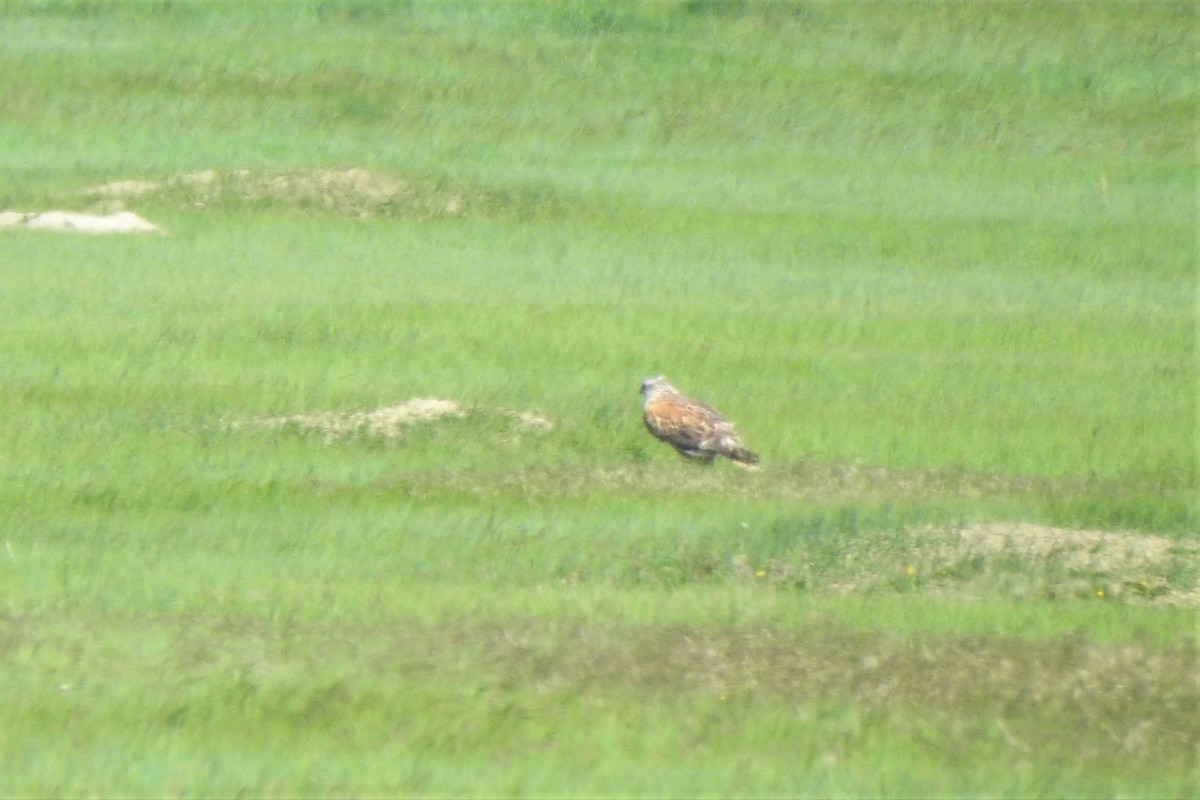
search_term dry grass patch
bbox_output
[953,522,1184,574]
[87,168,418,217]
[230,398,552,443]
[848,522,1200,607]
[81,167,555,220]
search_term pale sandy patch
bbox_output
[1,209,161,234]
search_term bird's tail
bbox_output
[729,447,760,468]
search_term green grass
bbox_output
[0,1,1196,797]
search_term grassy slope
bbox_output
[0,1,1196,797]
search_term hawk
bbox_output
[639,376,759,467]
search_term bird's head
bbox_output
[640,375,677,403]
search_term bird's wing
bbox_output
[706,417,748,451]
[644,395,729,451]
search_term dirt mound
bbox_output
[233,398,552,443]
[725,518,1199,605]
[953,522,1182,573]
[252,398,465,442]
[86,167,473,218]
[939,522,1199,605]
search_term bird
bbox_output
[639,376,759,467]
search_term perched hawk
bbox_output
[639,376,759,467]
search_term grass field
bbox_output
[1,1,1197,797]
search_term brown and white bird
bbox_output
[639,376,759,467]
